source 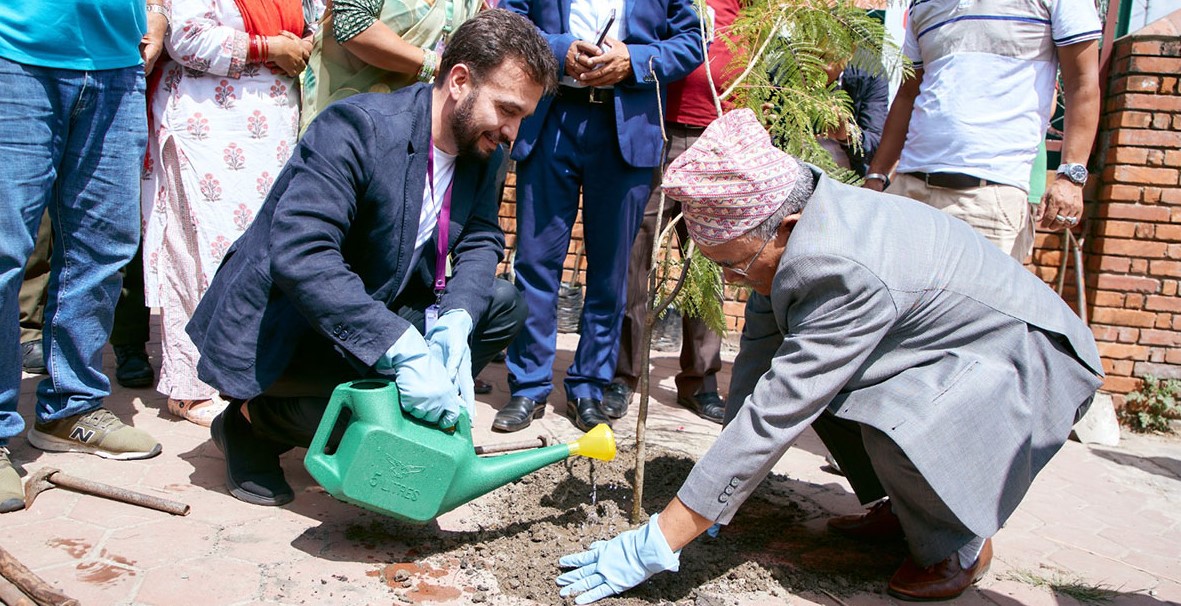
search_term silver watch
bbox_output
[1056,163,1088,185]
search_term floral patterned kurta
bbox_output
[142,0,302,398]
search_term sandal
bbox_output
[168,395,230,428]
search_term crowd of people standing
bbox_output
[2,1,1106,604]
[0,0,533,504]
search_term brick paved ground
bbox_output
[2,326,1178,606]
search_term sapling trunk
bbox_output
[628,0,892,523]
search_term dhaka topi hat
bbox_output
[663,108,805,245]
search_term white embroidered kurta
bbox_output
[142,0,301,398]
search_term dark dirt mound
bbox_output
[346,444,908,604]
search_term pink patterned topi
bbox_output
[663,108,803,245]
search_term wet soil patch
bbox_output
[343,444,907,604]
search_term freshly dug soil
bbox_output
[347,444,907,604]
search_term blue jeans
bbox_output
[0,56,146,446]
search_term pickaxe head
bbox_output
[23,467,60,510]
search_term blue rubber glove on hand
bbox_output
[556,513,681,604]
[377,328,465,429]
[425,309,475,418]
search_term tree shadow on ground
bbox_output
[1089,447,1181,482]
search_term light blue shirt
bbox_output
[564,0,626,88]
[568,0,625,43]
[0,1,146,71]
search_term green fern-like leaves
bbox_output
[726,0,905,182]
[667,0,904,330]
[677,248,728,336]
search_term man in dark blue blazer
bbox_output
[496,0,705,433]
[186,11,558,507]
[833,64,889,177]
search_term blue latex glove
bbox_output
[556,513,681,604]
[425,309,474,417]
[376,328,465,429]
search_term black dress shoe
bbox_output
[492,396,545,433]
[21,340,47,375]
[677,391,725,424]
[113,344,154,388]
[600,382,632,419]
[210,402,294,506]
[565,398,611,432]
[474,377,493,395]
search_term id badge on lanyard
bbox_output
[424,143,453,333]
[425,304,441,333]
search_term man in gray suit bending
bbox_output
[553,108,1103,604]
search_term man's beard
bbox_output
[450,88,503,161]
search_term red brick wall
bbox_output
[497,170,589,286]
[1027,22,1181,401]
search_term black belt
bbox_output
[903,171,998,190]
[557,85,613,104]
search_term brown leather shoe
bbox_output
[827,499,905,541]
[887,538,992,601]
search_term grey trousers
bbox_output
[812,412,978,566]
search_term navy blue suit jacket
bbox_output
[187,85,507,399]
[840,66,889,177]
[503,0,704,168]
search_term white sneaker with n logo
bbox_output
[29,408,162,460]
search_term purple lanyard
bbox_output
[427,144,454,296]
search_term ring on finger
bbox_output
[1054,214,1067,223]
[1064,216,1078,225]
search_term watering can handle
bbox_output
[304,388,361,494]
[446,411,473,440]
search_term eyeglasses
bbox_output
[715,230,775,279]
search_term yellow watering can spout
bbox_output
[566,424,616,461]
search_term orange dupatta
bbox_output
[233,0,305,37]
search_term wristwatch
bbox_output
[1056,163,1088,186]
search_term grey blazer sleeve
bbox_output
[678,255,898,523]
[722,292,779,424]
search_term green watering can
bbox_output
[304,379,616,523]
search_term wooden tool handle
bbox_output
[0,571,36,606]
[0,545,78,606]
[50,472,190,516]
[474,435,549,455]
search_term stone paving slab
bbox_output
[2,330,1179,606]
